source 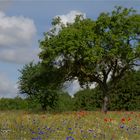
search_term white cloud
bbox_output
[64,80,81,96]
[0,11,36,47]
[0,73,18,98]
[66,80,96,96]
[56,10,86,25]
[51,10,86,35]
[0,11,39,64]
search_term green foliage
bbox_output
[18,62,65,110]
[17,6,140,112]
[73,70,140,111]
[39,6,140,101]
[18,62,39,96]
[56,92,74,112]
[18,61,73,111]
[0,92,74,112]
[2,71,140,111]
[73,89,101,111]
[0,97,28,110]
[109,70,140,111]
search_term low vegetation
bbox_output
[1,70,140,112]
[0,111,140,140]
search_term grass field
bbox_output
[0,111,139,140]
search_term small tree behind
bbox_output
[18,62,65,110]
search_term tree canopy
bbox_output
[39,7,140,112]
[18,6,140,112]
[18,62,65,110]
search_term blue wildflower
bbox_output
[66,136,75,140]
[120,124,125,128]
[68,128,72,130]
[38,131,44,135]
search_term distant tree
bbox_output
[74,89,100,111]
[73,70,140,111]
[18,62,65,110]
[56,92,74,111]
[39,6,140,113]
[110,70,140,110]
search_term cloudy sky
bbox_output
[0,0,140,98]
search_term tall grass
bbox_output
[0,111,139,139]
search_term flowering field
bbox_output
[0,111,140,140]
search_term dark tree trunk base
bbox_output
[102,96,109,114]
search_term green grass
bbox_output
[0,111,139,140]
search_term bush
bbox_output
[73,89,101,111]
[109,71,140,111]
[0,97,28,110]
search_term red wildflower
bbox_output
[110,118,113,122]
[104,118,108,122]
[128,117,131,121]
[77,111,87,118]
[121,118,126,123]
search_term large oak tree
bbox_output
[39,7,140,112]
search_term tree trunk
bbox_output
[102,96,109,114]
[101,84,109,114]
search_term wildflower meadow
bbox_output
[0,111,139,140]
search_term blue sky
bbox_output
[0,0,140,98]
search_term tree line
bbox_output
[0,70,140,111]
